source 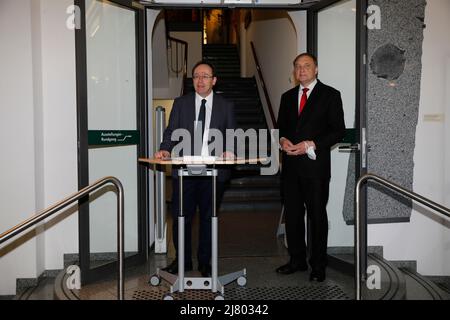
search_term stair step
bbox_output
[236,124,268,130]
[235,108,262,114]
[229,175,280,188]
[222,188,281,201]
[218,93,260,99]
[191,47,277,213]
[400,268,450,300]
[219,201,281,212]
[206,59,239,62]
[214,64,239,68]
[232,163,271,172]
[237,124,268,130]
[235,105,262,111]
[236,114,265,122]
[204,47,238,51]
[216,74,241,78]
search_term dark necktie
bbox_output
[198,99,206,138]
[194,99,207,155]
[299,87,309,115]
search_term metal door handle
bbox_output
[338,143,360,152]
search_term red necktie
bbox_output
[299,87,309,115]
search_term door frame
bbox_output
[95,0,370,285]
[307,0,369,269]
[143,0,369,238]
[75,0,148,284]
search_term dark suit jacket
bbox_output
[277,80,345,179]
[160,91,237,181]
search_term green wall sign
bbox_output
[88,130,140,146]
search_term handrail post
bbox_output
[116,177,125,300]
[354,173,450,300]
[154,107,167,254]
[355,176,364,300]
[0,176,125,300]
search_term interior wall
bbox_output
[151,13,169,91]
[1,1,449,298]
[153,30,202,99]
[244,10,298,116]
[364,0,426,223]
[31,0,46,277]
[0,0,78,296]
[369,0,450,275]
[170,31,202,78]
[146,9,162,248]
[40,0,78,270]
[0,0,39,296]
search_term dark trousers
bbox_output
[171,177,225,266]
[283,172,330,272]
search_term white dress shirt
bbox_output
[298,78,317,106]
[279,79,318,148]
[195,92,213,156]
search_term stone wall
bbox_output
[343,0,427,223]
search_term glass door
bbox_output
[307,0,367,256]
[76,0,147,284]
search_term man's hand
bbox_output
[281,137,304,155]
[280,138,294,152]
[154,150,170,159]
[282,139,316,156]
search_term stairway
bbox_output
[15,246,449,300]
[203,44,240,78]
[185,44,281,212]
[327,248,450,300]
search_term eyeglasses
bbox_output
[294,64,314,71]
[193,74,214,80]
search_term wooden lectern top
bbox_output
[138,156,266,165]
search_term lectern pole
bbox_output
[147,161,249,300]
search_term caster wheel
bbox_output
[149,275,160,286]
[237,276,247,287]
[214,294,224,300]
[163,293,174,300]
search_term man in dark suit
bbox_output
[276,53,345,282]
[155,61,236,277]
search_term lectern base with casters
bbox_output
[148,164,247,300]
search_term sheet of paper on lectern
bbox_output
[150,0,222,4]
[223,0,253,4]
[181,156,216,163]
[148,0,305,4]
[224,0,304,3]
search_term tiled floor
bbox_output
[14,277,56,300]
[15,209,356,300]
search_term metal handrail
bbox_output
[163,10,189,96]
[250,41,277,129]
[167,36,188,75]
[355,173,450,300]
[0,176,125,300]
